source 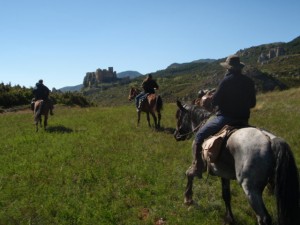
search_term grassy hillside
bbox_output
[82,36,300,107]
[259,54,300,88]
[0,88,299,224]
[84,59,297,107]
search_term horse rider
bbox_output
[32,79,54,115]
[186,55,256,178]
[135,73,159,111]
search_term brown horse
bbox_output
[128,87,163,128]
[34,100,51,132]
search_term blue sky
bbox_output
[0,0,299,89]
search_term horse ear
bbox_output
[176,100,184,110]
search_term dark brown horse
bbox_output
[34,100,51,132]
[128,87,163,128]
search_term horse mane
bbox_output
[185,104,213,124]
[176,103,213,134]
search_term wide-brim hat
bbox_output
[220,55,245,70]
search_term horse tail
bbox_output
[156,95,163,111]
[34,101,43,122]
[271,137,300,225]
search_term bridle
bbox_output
[176,105,214,139]
[176,117,209,139]
[128,88,141,100]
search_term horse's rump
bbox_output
[146,94,156,108]
[147,93,156,102]
[34,100,50,117]
[34,100,43,117]
[140,94,163,111]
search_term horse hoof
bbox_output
[184,198,194,206]
[223,218,235,225]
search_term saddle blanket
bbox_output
[202,125,234,163]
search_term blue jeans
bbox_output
[194,115,247,144]
[135,92,145,108]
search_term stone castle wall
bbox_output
[83,67,118,87]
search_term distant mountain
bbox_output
[59,84,83,92]
[117,71,142,79]
[167,59,216,69]
[59,36,300,104]
[191,59,216,63]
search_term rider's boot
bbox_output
[137,100,142,112]
[186,141,204,179]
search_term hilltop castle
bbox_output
[83,67,118,88]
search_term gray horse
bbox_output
[174,100,299,225]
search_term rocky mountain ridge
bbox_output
[61,36,300,105]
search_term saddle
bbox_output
[139,93,156,107]
[202,125,242,163]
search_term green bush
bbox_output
[51,92,93,107]
[0,83,93,108]
[0,83,33,108]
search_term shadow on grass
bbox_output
[46,125,73,133]
[156,126,176,135]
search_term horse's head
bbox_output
[128,87,141,101]
[174,100,213,141]
[174,100,193,141]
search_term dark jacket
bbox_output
[33,83,50,100]
[142,79,159,94]
[212,71,256,119]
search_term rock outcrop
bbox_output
[257,47,285,64]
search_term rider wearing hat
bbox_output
[186,55,256,178]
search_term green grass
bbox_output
[0,88,300,225]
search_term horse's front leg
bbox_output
[157,111,161,128]
[35,121,39,132]
[184,175,194,205]
[146,112,151,127]
[44,115,48,130]
[150,112,157,128]
[221,178,235,225]
[137,111,141,126]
